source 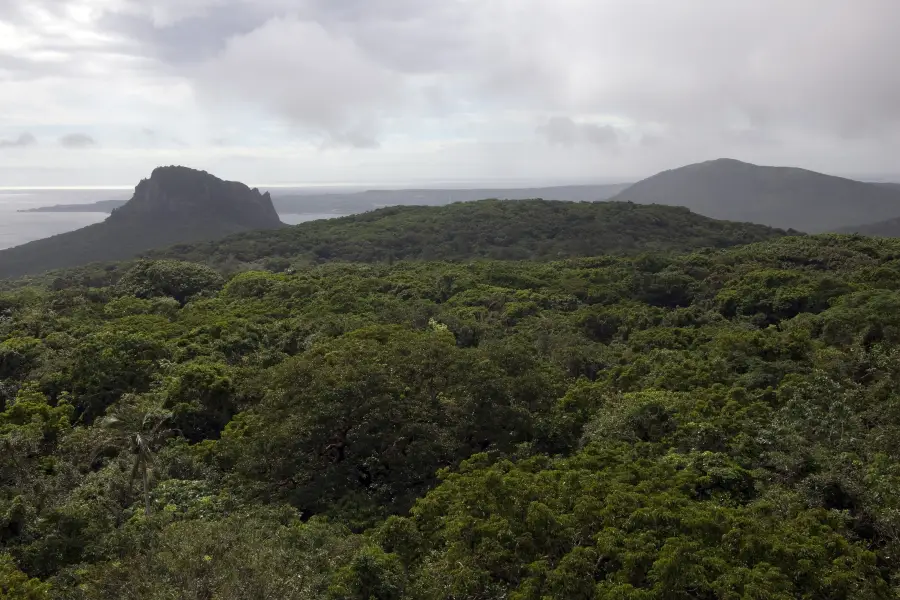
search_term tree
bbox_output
[91,399,176,515]
[116,259,224,304]
[0,553,50,599]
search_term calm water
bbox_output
[0,190,344,251]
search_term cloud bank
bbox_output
[0,0,898,185]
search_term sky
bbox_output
[1,0,899,187]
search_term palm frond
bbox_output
[128,457,141,488]
[97,415,124,429]
[149,412,174,436]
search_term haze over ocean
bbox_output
[0,190,114,250]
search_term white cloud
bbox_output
[191,17,403,148]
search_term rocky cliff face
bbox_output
[0,166,284,279]
[110,166,282,229]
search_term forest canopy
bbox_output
[145,199,791,270]
[2,232,899,598]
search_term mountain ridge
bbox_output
[611,158,900,232]
[836,216,900,237]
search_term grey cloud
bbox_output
[59,133,97,148]
[0,7,151,94]
[94,0,472,83]
[539,3,900,140]
[538,117,619,147]
[181,1,900,151]
[97,6,265,66]
[640,133,665,148]
[0,133,37,148]
[583,124,619,146]
[191,15,400,147]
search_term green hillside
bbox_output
[3,234,900,597]
[146,199,791,270]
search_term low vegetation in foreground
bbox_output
[3,234,900,597]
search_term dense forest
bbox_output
[145,200,791,271]
[1,200,789,292]
[3,230,900,597]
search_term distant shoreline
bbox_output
[17,200,127,213]
[14,183,634,216]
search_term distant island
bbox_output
[18,199,128,213]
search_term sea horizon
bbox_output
[0,176,638,194]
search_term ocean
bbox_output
[0,189,343,251]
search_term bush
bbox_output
[117,260,224,304]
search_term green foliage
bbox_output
[162,361,236,442]
[328,545,406,600]
[64,330,170,423]
[3,234,900,596]
[401,450,888,599]
[116,259,225,304]
[67,511,360,599]
[145,200,789,271]
[218,327,479,521]
[0,384,72,441]
[0,553,50,599]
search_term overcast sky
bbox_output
[1,0,898,187]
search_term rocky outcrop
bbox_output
[0,166,284,279]
[111,166,282,229]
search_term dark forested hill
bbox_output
[146,199,790,270]
[0,166,283,279]
[612,158,900,232]
[3,234,900,597]
[268,182,633,214]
